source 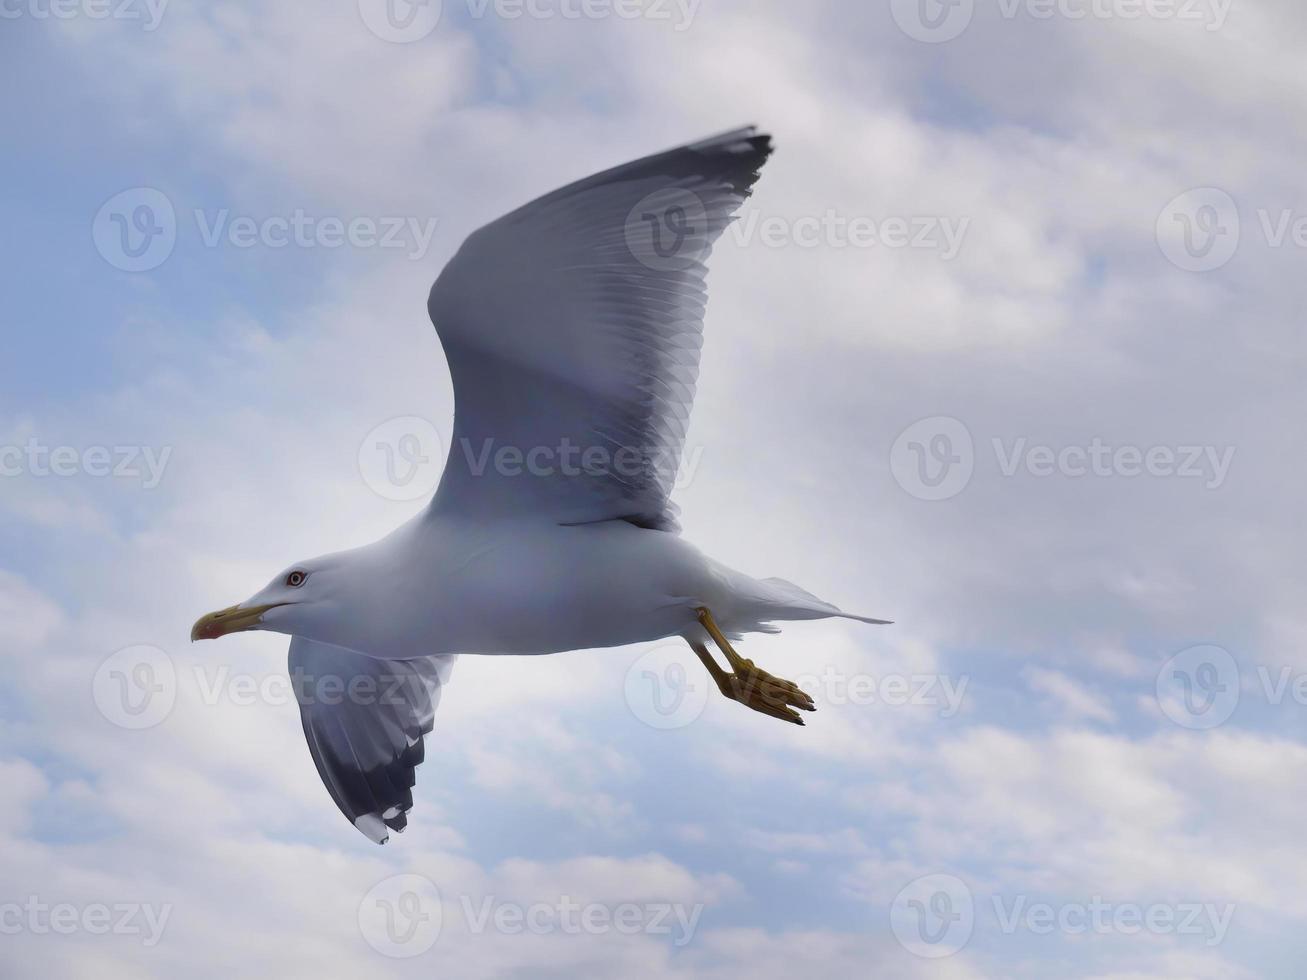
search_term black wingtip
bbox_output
[686,126,774,197]
[695,125,773,155]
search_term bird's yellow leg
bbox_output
[695,607,748,673]
[692,607,816,726]
[688,641,732,695]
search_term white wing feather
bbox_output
[426,127,773,531]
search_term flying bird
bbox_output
[192,127,890,844]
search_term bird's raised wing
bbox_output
[427,126,773,531]
[288,637,455,844]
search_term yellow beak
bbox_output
[191,603,283,642]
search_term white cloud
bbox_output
[1025,666,1117,723]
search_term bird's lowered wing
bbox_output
[288,637,455,844]
[426,126,773,531]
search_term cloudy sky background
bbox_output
[3,0,1305,976]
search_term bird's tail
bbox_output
[750,576,892,627]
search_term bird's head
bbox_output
[191,557,342,642]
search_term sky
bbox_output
[2,0,1305,977]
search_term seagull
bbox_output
[192,127,890,844]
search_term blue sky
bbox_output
[2,1,1305,977]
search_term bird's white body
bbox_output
[264,514,851,659]
[377,516,718,655]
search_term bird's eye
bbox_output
[286,570,308,588]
